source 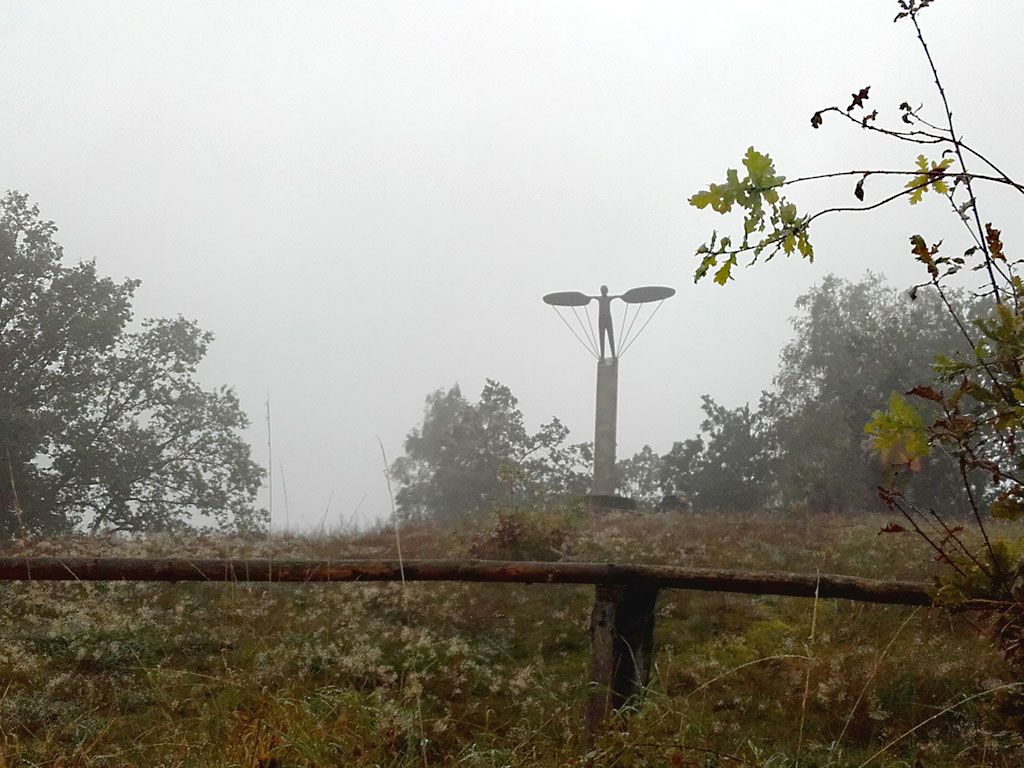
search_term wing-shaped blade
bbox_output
[543,291,592,307]
[620,286,676,304]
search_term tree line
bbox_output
[0,190,983,535]
[392,273,980,520]
[1,191,265,537]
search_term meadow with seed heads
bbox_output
[1,509,1022,767]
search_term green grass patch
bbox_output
[0,512,1021,766]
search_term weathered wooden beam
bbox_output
[586,584,660,738]
[0,557,935,605]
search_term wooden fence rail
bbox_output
[0,556,942,740]
[0,557,933,604]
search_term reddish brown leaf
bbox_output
[879,523,907,534]
[910,235,939,277]
[907,385,943,403]
[847,86,871,111]
[910,234,929,259]
[854,176,866,201]
[986,223,1006,260]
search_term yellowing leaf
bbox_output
[905,155,954,204]
[713,254,737,285]
[865,392,930,469]
[694,253,717,282]
[742,147,785,191]
[689,189,718,210]
[690,169,748,214]
[796,231,813,259]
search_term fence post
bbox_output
[585,583,660,742]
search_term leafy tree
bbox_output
[618,274,972,514]
[689,1,1024,668]
[619,396,773,513]
[765,272,980,512]
[0,191,265,535]
[656,438,702,504]
[391,380,591,521]
[615,444,663,507]
[664,396,774,513]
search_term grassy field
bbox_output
[0,509,1022,767]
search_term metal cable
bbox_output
[618,299,666,357]
[617,301,633,353]
[614,303,638,354]
[581,303,600,353]
[554,306,598,358]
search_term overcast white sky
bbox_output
[3,1,1022,529]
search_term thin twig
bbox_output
[909,8,1001,299]
[796,571,821,766]
[377,437,407,610]
[826,607,921,767]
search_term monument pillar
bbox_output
[592,356,618,496]
[542,283,674,741]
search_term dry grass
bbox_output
[0,510,1021,766]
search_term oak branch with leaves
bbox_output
[690,0,1024,668]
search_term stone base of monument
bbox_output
[582,494,637,513]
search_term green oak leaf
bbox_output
[690,147,810,282]
[713,254,737,285]
[864,392,930,470]
[906,155,953,204]
[742,147,785,192]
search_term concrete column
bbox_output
[593,356,618,496]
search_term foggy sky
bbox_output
[3,1,1023,528]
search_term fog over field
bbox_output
[3,1,1023,527]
